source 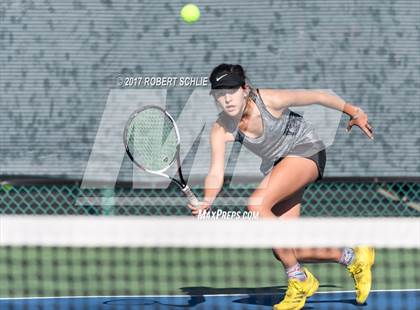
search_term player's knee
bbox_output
[246,203,259,214]
[247,194,260,212]
[247,194,271,214]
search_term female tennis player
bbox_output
[188,64,375,310]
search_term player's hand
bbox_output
[346,108,374,140]
[188,200,211,216]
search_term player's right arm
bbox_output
[188,121,233,215]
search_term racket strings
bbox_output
[127,109,178,171]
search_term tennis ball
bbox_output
[180,4,200,24]
[1,182,13,191]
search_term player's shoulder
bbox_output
[257,88,290,110]
[213,114,236,143]
[215,112,234,130]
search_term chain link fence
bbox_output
[1,179,419,217]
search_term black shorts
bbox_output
[273,149,327,181]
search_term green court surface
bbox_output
[1,247,418,298]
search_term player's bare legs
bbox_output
[247,156,343,266]
[271,191,343,263]
[247,156,374,308]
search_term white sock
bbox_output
[339,247,355,266]
[286,263,307,281]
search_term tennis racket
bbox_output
[123,105,199,207]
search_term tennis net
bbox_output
[1,216,419,309]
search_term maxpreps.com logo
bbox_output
[197,209,259,220]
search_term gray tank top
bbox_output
[217,88,326,175]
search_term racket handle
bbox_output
[182,185,200,207]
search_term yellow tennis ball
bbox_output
[1,182,13,191]
[180,4,200,24]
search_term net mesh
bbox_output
[126,107,178,171]
[1,216,419,309]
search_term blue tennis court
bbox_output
[1,290,418,309]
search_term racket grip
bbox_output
[182,185,200,207]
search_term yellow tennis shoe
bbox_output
[273,267,319,310]
[347,247,375,304]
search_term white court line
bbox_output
[1,289,419,300]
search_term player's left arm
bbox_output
[262,89,374,140]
